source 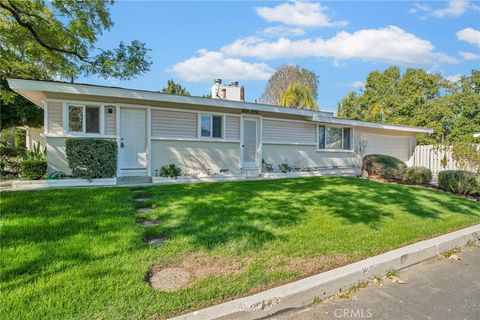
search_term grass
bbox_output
[1,176,479,319]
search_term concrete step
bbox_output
[117,176,152,185]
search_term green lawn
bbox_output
[1,177,479,319]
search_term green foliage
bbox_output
[261,64,318,105]
[337,68,480,144]
[403,167,432,185]
[23,143,46,161]
[159,163,182,178]
[0,128,27,174]
[278,163,292,173]
[1,80,44,129]
[438,170,480,195]
[19,159,47,180]
[363,154,407,180]
[451,142,480,171]
[262,159,274,173]
[65,138,117,180]
[161,80,190,96]
[279,83,318,110]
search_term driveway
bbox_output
[273,246,480,320]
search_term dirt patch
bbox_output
[147,253,247,291]
[148,267,191,291]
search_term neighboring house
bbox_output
[7,78,432,178]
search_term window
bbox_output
[200,114,222,138]
[318,125,352,150]
[68,105,101,134]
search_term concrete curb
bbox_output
[169,224,480,320]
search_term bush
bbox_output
[278,163,292,173]
[403,167,432,185]
[65,138,117,180]
[20,160,47,180]
[438,170,480,195]
[363,154,407,180]
[262,159,274,173]
[159,163,182,178]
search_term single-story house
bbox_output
[7,78,432,179]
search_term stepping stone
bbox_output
[137,207,153,213]
[148,267,191,291]
[135,196,151,202]
[146,237,168,246]
[132,189,144,193]
[138,218,161,227]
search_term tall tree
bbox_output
[161,80,190,96]
[0,0,152,129]
[337,67,480,144]
[261,64,318,106]
[279,83,318,110]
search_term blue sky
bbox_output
[78,0,480,112]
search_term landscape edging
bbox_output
[168,224,480,320]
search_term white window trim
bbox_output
[198,113,225,140]
[66,104,103,135]
[317,124,354,152]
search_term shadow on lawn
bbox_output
[144,177,480,251]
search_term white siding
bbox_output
[104,106,116,135]
[226,116,240,140]
[47,102,63,133]
[151,109,197,138]
[362,133,413,163]
[262,119,316,145]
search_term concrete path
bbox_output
[273,246,480,320]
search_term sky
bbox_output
[77,0,480,112]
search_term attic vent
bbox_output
[241,109,258,115]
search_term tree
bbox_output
[161,80,190,96]
[337,67,480,144]
[0,0,152,128]
[279,83,318,110]
[261,64,318,105]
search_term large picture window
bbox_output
[318,125,352,151]
[68,105,101,134]
[200,114,222,138]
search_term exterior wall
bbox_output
[262,119,316,145]
[47,101,63,133]
[151,140,240,175]
[151,109,197,139]
[104,106,116,135]
[225,116,240,140]
[262,144,356,170]
[46,137,70,174]
[25,127,46,150]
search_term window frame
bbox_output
[66,104,103,135]
[198,113,225,139]
[317,124,354,152]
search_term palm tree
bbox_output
[279,83,318,110]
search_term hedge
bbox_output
[363,154,407,180]
[20,160,47,180]
[65,138,117,180]
[438,170,480,195]
[403,167,432,185]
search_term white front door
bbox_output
[242,118,259,168]
[119,108,147,173]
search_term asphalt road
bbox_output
[271,246,480,320]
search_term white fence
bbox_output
[413,145,479,174]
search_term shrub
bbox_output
[65,138,117,180]
[278,163,292,173]
[159,163,182,178]
[20,160,47,180]
[363,154,407,180]
[403,167,432,185]
[262,159,274,173]
[438,170,480,195]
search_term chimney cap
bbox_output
[214,79,222,84]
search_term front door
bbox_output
[242,118,259,168]
[119,108,147,174]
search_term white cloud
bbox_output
[255,1,347,27]
[351,81,364,90]
[460,51,480,60]
[457,27,480,46]
[260,26,305,38]
[168,50,273,82]
[445,74,463,82]
[221,26,457,65]
[410,0,479,18]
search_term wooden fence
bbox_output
[413,145,479,174]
